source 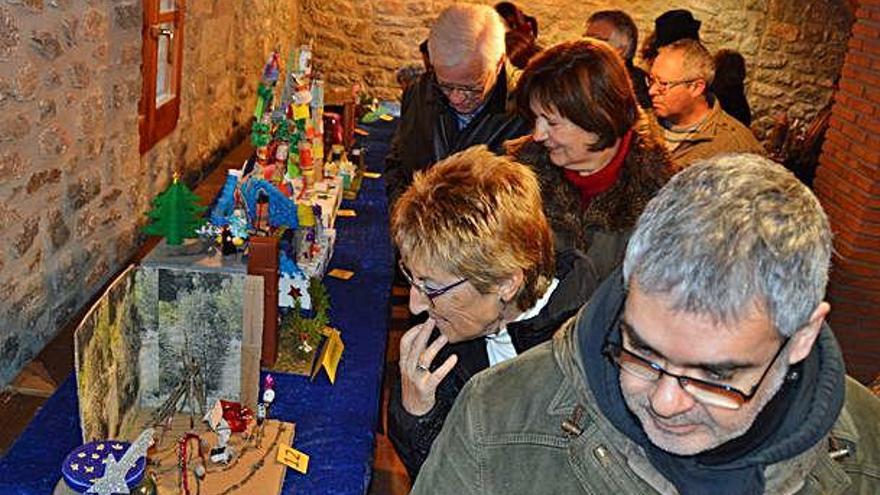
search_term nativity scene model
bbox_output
[57,45,356,495]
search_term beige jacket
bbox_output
[665,99,765,169]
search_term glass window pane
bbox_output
[160,0,176,13]
[155,22,174,105]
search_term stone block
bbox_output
[10,279,47,332]
[79,92,104,135]
[82,8,106,41]
[13,215,40,257]
[61,16,77,47]
[43,68,62,89]
[0,6,20,59]
[0,151,26,180]
[746,0,769,12]
[75,210,98,239]
[26,168,62,194]
[85,257,109,288]
[68,175,102,210]
[52,294,79,329]
[0,78,11,107]
[48,208,70,251]
[757,53,788,69]
[38,98,56,121]
[30,30,63,60]
[67,61,92,89]
[38,124,69,155]
[768,21,799,42]
[113,3,140,31]
[14,60,37,100]
[0,202,22,231]
[91,41,108,59]
[0,334,20,370]
[0,113,31,142]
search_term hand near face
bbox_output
[399,318,459,416]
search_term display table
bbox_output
[0,119,397,495]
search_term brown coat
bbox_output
[507,114,674,282]
[665,98,765,169]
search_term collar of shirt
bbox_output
[486,277,560,366]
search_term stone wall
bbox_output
[0,0,299,387]
[301,0,854,139]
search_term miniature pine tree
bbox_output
[143,174,207,245]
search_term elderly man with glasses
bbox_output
[384,3,530,206]
[388,146,597,481]
[649,39,762,168]
[412,153,880,495]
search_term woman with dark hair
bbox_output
[495,1,541,68]
[712,49,752,127]
[505,29,542,69]
[494,2,535,37]
[509,38,675,282]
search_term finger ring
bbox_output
[416,363,430,372]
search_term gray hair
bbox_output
[623,153,832,337]
[659,38,715,87]
[587,10,638,61]
[428,4,506,72]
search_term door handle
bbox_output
[150,25,174,41]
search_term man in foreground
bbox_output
[412,153,880,495]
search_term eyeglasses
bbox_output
[645,74,698,94]
[604,325,790,410]
[398,260,468,307]
[433,77,486,100]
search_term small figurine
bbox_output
[262,374,276,408]
[203,399,255,462]
[259,376,276,423]
[227,209,249,245]
[219,226,237,256]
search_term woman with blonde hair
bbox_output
[388,146,596,480]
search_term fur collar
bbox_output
[506,113,674,251]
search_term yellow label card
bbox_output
[327,268,354,280]
[379,114,394,121]
[363,172,382,179]
[293,104,310,121]
[277,444,310,473]
[320,329,344,384]
[337,209,357,217]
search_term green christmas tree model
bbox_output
[143,173,207,245]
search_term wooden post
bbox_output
[247,236,279,367]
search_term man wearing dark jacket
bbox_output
[584,10,652,109]
[385,4,530,206]
[413,153,880,494]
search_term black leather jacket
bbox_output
[384,65,530,206]
[388,249,602,480]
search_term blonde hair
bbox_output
[428,4,506,72]
[391,146,554,311]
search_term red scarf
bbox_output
[563,129,633,207]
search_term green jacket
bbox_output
[413,311,880,494]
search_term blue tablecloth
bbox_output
[0,119,398,495]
